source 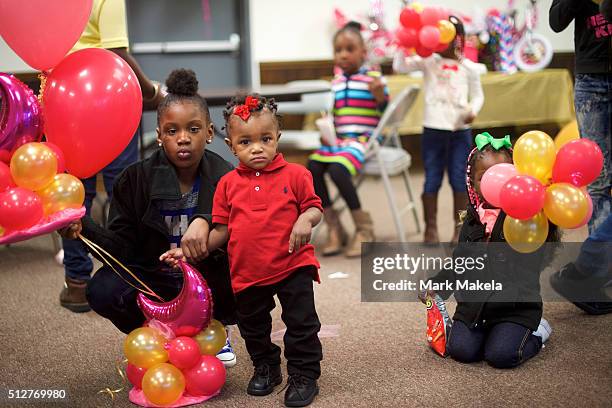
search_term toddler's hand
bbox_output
[418,289,437,304]
[58,220,82,240]
[464,112,476,124]
[289,217,312,253]
[368,77,386,104]
[159,248,186,269]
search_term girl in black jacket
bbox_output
[427,136,557,368]
[60,69,237,365]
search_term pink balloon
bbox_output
[500,176,546,220]
[415,44,434,58]
[421,7,442,26]
[481,164,518,208]
[419,26,441,49]
[0,162,14,192]
[434,42,450,53]
[126,364,147,390]
[0,206,84,245]
[42,142,66,174]
[552,139,604,187]
[438,8,450,21]
[167,337,201,369]
[396,27,418,48]
[0,0,93,71]
[137,261,212,337]
[399,8,421,29]
[43,48,142,178]
[183,356,226,397]
[0,187,43,230]
[0,74,44,152]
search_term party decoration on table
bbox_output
[43,48,142,178]
[396,3,453,57]
[425,293,452,357]
[0,73,44,152]
[0,0,93,71]
[137,261,213,337]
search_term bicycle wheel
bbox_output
[514,33,553,72]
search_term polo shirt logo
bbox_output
[283,186,288,194]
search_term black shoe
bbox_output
[247,364,282,396]
[550,263,612,315]
[284,375,319,407]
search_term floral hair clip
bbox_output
[233,95,259,121]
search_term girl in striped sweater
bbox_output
[307,22,389,258]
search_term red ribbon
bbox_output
[233,96,259,121]
[442,64,458,71]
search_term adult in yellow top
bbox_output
[60,0,164,313]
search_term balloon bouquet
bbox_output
[395,2,457,57]
[123,261,227,407]
[480,131,603,253]
[0,0,142,244]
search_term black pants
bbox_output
[86,254,237,334]
[235,267,322,380]
[447,320,542,368]
[307,160,361,210]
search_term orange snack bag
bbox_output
[425,294,452,357]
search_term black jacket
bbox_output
[549,0,612,74]
[430,205,554,331]
[82,149,233,273]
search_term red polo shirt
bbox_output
[212,154,322,293]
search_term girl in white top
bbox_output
[393,15,485,244]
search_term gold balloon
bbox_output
[543,183,589,228]
[438,20,456,44]
[513,131,556,184]
[124,327,169,369]
[409,2,424,12]
[36,173,85,215]
[503,211,549,253]
[554,120,579,151]
[0,226,4,237]
[193,319,227,356]
[142,363,185,406]
[10,143,57,191]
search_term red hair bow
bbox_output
[233,95,259,121]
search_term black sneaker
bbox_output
[247,364,282,396]
[284,375,319,407]
[550,263,612,315]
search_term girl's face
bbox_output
[473,150,513,199]
[157,101,213,173]
[334,31,367,74]
[225,109,280,170]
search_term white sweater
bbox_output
[393,53,485,131]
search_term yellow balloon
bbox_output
[193,319,227,356]
[543,183,589,228]
[124,327,169,369]
[10,143,57,191]
[503,211,549,253]
[438,20,456,44]
[36,174,85,215]
[409,2,424,12]
[0,225,4,237]
[554,120,579,151]
[142,363,185,406]
[513,131,556,184]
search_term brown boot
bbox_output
[60,277,91,313]
[345,209,375,258]
[451,192,468,243]
[422,193,439,244]
[322,208,348,256]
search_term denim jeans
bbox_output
[447,320,542,368]
[62,133,139,281]
[574,74,612,233]
[576,212,612,279]
[421,127,472,194]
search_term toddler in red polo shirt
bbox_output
[210,94,323,407]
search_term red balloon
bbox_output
[167,337,201,369]
[419,26,441,49]
[434,42,450,53]
[415,44,434,58]
[0,187,43,230]
[396,27,418,49]
[43,142,66,174]
[500,176,546,220]
[421,7,442,26]
[183,356,226,397]
[552,139,604,187]
[0,162,15,192]
[0,0,93,71]
[399,8,421,29]
[43,48,142,179]
[126,364,147,390]
[0,150,10,164]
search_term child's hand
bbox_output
[58,220,82,240]
[368,77,386,104]
[289,217,312,253]
[464,112,476,124]
[180,218,210,263]
[418,290,437,304]
[159,248,186,269]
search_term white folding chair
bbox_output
[332,85,421,241]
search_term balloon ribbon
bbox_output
[98,358,128,401]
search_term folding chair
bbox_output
[332,85,421,241]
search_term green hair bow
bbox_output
[475,132,512,151]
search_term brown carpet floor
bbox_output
[0,173,610,408]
